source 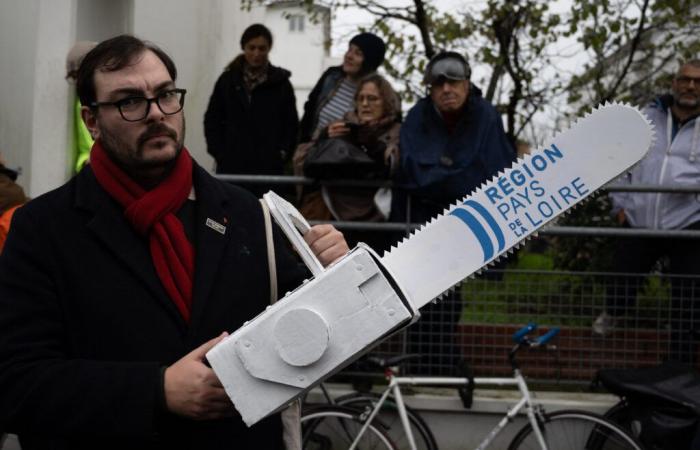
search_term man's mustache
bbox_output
[138,124,177,146]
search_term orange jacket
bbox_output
[0,204,21,254]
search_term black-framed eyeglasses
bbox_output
[90,88,187,122]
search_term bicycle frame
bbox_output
[348,370,549,450]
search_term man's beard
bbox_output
[674,91,700,111]
[99,120,186,173]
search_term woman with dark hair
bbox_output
[204,23,298,197]
[296,74,401,250]
[298,32,386,143]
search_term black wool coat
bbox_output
[0,163,306,449]
[204,57,298,184]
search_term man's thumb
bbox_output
[190,331,228,360]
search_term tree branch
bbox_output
[602,0,650,101]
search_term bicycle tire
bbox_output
[603,400,643,441]
[507,410,643,450]
[335,393,438,450]
[301,405,397,450]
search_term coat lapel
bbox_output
[75,168,187,329]
[188,165,236,333]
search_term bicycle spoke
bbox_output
[302,407,396,450]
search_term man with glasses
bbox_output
[391,51,514,378]
[0,35,348,449]
[596,60,700,365]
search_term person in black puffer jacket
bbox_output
[204,24,298,197]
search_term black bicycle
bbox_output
[598,361,700,450]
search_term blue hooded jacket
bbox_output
[392,86,515,223]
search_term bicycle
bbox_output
[307,357,441,450]
[301,323,643,450]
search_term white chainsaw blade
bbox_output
[381,102,653,309]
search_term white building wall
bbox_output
[0,0,75,197]
[264,4,332,114]
[0,0,333,197]
[0,0,40,192]
[28,1,78,196]
[0,0,133,197]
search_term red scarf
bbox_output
[90,140,195,323]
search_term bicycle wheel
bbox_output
[302,405,397,450]
[508,410,643,450]
[335,393,438,450]
[603,400,643,441]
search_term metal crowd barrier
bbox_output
[215,174,700,239]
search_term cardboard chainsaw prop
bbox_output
[207,103,654,426]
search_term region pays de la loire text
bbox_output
[484,144,589,237]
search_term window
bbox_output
[288,14,305,32]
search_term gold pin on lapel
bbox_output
[206,218,227,235]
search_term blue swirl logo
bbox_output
[449,200,505,262]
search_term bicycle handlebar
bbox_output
[534,328,560,346]
[512,323,560,347]
[513,323,538,343]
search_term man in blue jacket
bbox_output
[392,51,514,376]
[392,51,514,223]
[596,60,700,364]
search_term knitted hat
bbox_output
[66,41,97,79]
[349,33,386,73]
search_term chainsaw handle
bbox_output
[263,191,324,276]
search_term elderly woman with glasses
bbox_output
[295,74,401,250]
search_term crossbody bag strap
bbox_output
[260,199,277,303]
[260,198,301,450]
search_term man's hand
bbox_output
[304,224,349,266]
[164,332,234,420]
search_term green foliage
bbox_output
[460,246,671,326]
[566,0,700,111]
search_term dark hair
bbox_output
[77,34,177,106]
[240,24,273,49]
[356,74,401,121]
